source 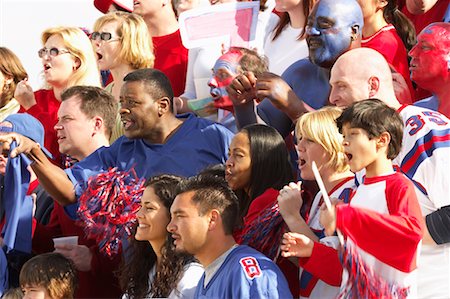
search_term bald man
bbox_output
[410,22,450,118]
[330,47,450,298]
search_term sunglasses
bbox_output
[90,32,120,42]
[38,47,71,58]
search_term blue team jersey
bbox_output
[66,113,233,199]
[194,245,293,299]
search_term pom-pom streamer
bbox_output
[77,167,145,257]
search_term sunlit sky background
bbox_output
[0,0,102,89]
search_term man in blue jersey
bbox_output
[167,175,293,299]
[0,69,233,207]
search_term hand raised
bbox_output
[226,71,257,106]
[280,232,314,258]
[319,202,337,236]
[278,182,303,221]
[54,244,93,272]
[0,133,38,158]
[255,72,293,109]
[14,79,36,110]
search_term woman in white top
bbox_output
[263,0,315,75]
[176,0,274,115]
[119,175,203,299]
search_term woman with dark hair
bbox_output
[225,124,299,295]
[119,175,203,299]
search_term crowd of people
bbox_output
[0,0,449,298]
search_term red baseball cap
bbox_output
[94,0,133,13]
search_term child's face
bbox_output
[341,124,378,174]
[22,285,52,299]
[297,133,331,181]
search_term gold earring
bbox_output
[2,82,10,92]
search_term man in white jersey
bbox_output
[329,47,450,298]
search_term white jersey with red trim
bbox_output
[395,105,450,298]
[336,172,423,298]
[299,176,356,298]
[395,105,450,208]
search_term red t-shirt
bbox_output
[400,0,448,35]
[152,29,188,97]
[361,25,415,103]
[19,89,62,166]
[234,188,300,297]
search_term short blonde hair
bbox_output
[42,26,101,88]
[93,11,154,70]
[296,106,348,173]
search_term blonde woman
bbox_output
[92,11,154,142]
[278,107,356,298]
[15,26,100,165]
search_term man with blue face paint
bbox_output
[306,0,362,68]
[228,0,363,137]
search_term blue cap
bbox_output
[3,113,53,159]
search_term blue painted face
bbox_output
[306,0,363,68]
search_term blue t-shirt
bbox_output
[195,245,293,299]
[66,113,233,199]
[414,95,439,112]
[257,59,331,138]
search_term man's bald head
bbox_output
[329,48,397,108]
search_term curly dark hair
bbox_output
[118,174,195,298]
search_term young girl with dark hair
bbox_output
[119,175,203,299]
[357,0,417,102]
[225,124,299,295]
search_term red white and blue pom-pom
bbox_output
[77,167,145,257]
[236,202,286,261]
[338,241,410,299]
